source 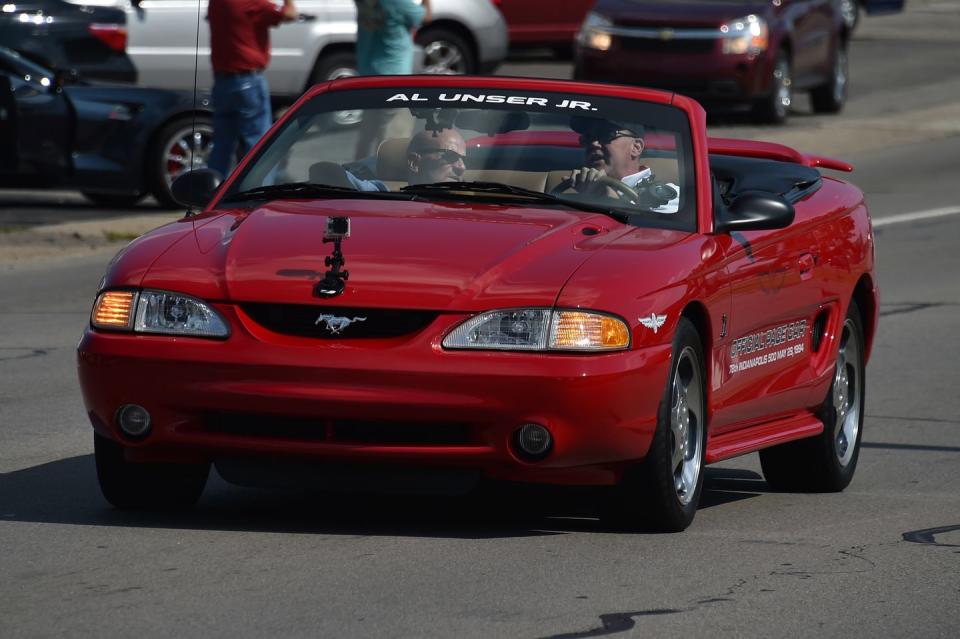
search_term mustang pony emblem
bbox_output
[639,313,668,333]
[315,314,367,334]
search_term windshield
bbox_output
[224,87,696,231]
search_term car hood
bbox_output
[594,0,772,27]
[144,199,631,312]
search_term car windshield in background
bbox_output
[224,87,696,230]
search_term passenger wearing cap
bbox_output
[563,118,679,214]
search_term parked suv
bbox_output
[0,0,135,82]
[111,0,507,101]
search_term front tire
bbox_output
[811,45,848,114]
[608,318,707,532]
[94,434,209,510]
[760,300,865,492]
[148,116,214,209]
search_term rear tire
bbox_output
[753,50,793,125]
[94,433,209,510]
[148,115,214,209]
[760,300,865,492]
[606,318,707,532]
[811,45,848,114]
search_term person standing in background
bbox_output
[207,0,298,177]
[353,0,431,157]
[355,0,431,75]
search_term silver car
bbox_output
[114,0,508,99]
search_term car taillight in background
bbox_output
[88,24,127,53]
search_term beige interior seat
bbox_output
[376,137,412,182]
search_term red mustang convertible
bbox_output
[78,76,878,531]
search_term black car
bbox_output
[1,0,136,83]
[0,47,211,207]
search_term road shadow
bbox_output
[0,455,769,538]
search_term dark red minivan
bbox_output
[573,0,887,123]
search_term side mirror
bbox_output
[715,191,795,233]
[171,168,223,209]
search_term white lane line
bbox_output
[873,206,960,228]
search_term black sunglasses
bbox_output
[417,148,467,164]
[579,128,639,145]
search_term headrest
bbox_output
[376,137,412,181]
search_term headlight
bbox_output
[443,308,630,352]
[720,14,768,55]
[578,12,613,52]
[91,289,229,338]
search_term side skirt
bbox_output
[705,412,824,464]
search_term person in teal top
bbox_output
[355,0,432,76]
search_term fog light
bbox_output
[513,423,553,461]
[116,404,151,438]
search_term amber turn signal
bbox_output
[551,311,630,350]
[92,291,136,330]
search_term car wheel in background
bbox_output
[149,115,214,209]
[94,434,210,510]
[309,51,363,127]
[416,27,476,74]
[811,45,849,114]
[839,0,860,31]
[606,317,707,532]
[82,192,145,208]
[753,50,793,124]
[760,300,865,492]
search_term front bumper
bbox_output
[77,307,672,486]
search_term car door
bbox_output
[0,74,16,173]
[126,0,213,91]
[125,0,330,97]
[0,57,72,176]
[709,218,823,433]
[787,0,834,84]
[493,0,593,47]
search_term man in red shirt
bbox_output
[207,0,298,176]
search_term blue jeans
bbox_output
[208,72,272,177]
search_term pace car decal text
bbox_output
[386,93,599,111]
[728,319,807,375]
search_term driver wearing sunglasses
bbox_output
[565,118,679,213]
[406,129,467,185]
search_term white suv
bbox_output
[115,0,508,100]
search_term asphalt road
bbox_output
[2,3,959,637]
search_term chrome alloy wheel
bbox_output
[164,124,213,188]
[833,317,862,467]
[423,40,467,74]
[670,345,704,505]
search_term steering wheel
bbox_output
[550,174,640,201]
